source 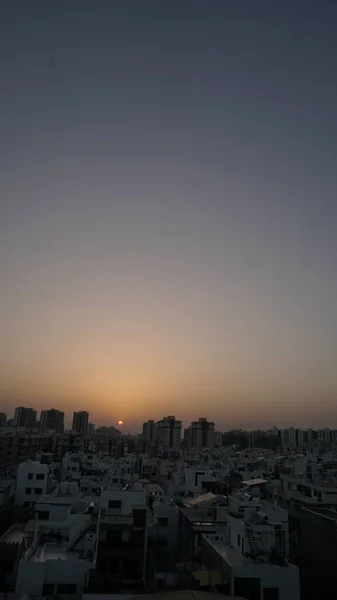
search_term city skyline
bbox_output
[1,1,337,428]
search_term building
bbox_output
[88,422,95,436]
[13,406,37,428]
[40,409,64,433]
[72,411,89,436]
[289,506,337,600]
[15,492,98,598]
[89,483,148,592]
[186,418,215,449]
[156,416,182,448]
[15,459,50,506]
[0,412,7,427]
[143,420,156,442]
[214,431,223,447]
[199,492,300,600]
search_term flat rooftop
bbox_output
[0,523,25,543]
[29,540,90,562]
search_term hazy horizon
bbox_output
[1,1,337,430]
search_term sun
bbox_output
[118,420,124,426]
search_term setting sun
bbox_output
[118,420,124,426]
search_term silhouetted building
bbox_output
[72,411,89,436]
[13,406,37,429]
[40,409,64,433]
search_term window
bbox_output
[108,500,121,509]
[42,584,54,595]
[36,473,45,480]
[38,511,49,520]
[28,473,33,480]
[158,517,168,526]
[26,487,31,494]
[56,584,77,593]
[35,488,43,495]
[238,534,241,546]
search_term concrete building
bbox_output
[186,418,215,449]
[15,495,98,598]
[13,406,37,428]
[143,420,156,442]
[40,408,64,433]
[92,483,148,591]
[214,431,223,447]
[0,412,7,427]
[72,411,89,436]
[15,459,49,506]
[88,422,95,436]
[156,416,182,448]
[198,492,300,600]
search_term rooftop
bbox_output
[0,523,25,544]
[203,535,291,568]
[185,493,216,507]
[242,478,268,487]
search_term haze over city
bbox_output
[1,1,337,430]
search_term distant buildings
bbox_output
[156,416,182,447]
[40,409,64,433]
[88,422,95,436]
[184,417,215,449]
[13,406,37,428]
[142,420,156,442]
[0,412,7,427]
[72,411,89,436]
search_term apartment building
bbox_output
[90,483,148,592]
[72,411,89,436]
[143,420,156,442]
[156,416,182,448]
[15,459,50,506]
[13,406,37,429]
[185,418,215,449]
[40,409,64,434]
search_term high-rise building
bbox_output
[288,427,296,448]
[297,428,305,448]
[13,406,37,429]
[40,409,64,433]
[142,420,156,442]
[0,412,7,427]
[214,430,223,447]
[185,417,215,449]
[156,416,182,447]
[72,411,89,436]
[88,422,95,436]
[280,429,289,448]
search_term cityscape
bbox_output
[0,408,337,599]
[1,1,337,600]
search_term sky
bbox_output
[1,0,337,431]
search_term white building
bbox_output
[201,492,300,600]
[15,459,49,506]
[15,497,98,598]
[34,481,82,522]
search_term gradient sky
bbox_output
[1,0,337,430]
